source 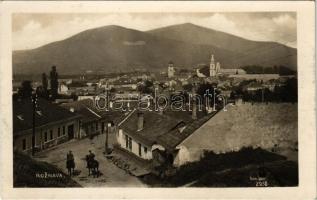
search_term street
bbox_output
[35,133,147,187]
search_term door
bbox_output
[68,124,74,139]
[101,122,105,133]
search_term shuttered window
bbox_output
[138,143,142,156]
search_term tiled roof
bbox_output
[180,103,298,153]
[157,112,218,151]
[61,102,100,124]
[61,99,128,125]
[119,108,217,149]
[13,98,81,135]
[119,111,183,146]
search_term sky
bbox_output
[12,12,297,50]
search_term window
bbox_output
[125,135,129,149]
[50,130,53,140]
[125,135,132,151]
[144,147,148,154]
[44,132,48,142]
[63,126,66,135]
[91,124,94,132]
[128,137,132,151]
[22,139,26,150]
[138,143,142,156]
[58,127,61,137]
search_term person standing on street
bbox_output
[66,150,75,176]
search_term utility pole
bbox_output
[262,66,264,103]
[105,83,109,110]
[191,83,197,120]
[105,123,111,154]
[32,93,38,156]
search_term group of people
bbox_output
[66,150,99,177]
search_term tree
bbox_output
[38,73,49,99]
[50,66,59,100]
[17,80,33,99]
[196,83,220,107]
[281,78,297,102]
[137,80,154,94]
[182,84,193,92]
[42,73,48,92]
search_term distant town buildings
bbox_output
[196,53,247,77]
[58,82,69,95]
[229,74,280,81]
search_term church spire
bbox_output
[210,54,216,77]
[210,54,215,63]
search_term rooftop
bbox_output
[179,103,298,153]
[119,111,184,146]
[13,98,80,135]
[61,99,127,124]
[157,112,217,151]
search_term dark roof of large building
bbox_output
[119,110,184,146]
[13,98,81,135]
[61,100,101,124]
[61,99,128,125]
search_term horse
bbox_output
[90,159,100,178]
[86,155,99,177]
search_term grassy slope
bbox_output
[143,148,298,187]
[14,152,81,187]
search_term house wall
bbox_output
[82,121,102,137]
[58,84,69,94]
[117,129,152,160]
[173,146,204,167]
[14,118,80,152]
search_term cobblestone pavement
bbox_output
[35,133,147,187]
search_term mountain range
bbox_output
[13,23,297,75]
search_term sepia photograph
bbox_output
[0,1,315,199]
[11,11,299,188]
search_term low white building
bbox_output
[58,83,69,94]
[116,110,185,162]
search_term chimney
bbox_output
[192,86,197,120]
[137,112,144,131]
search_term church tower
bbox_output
[209,54,216,77]
[168,61,175,78]
[216,62,221,74]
